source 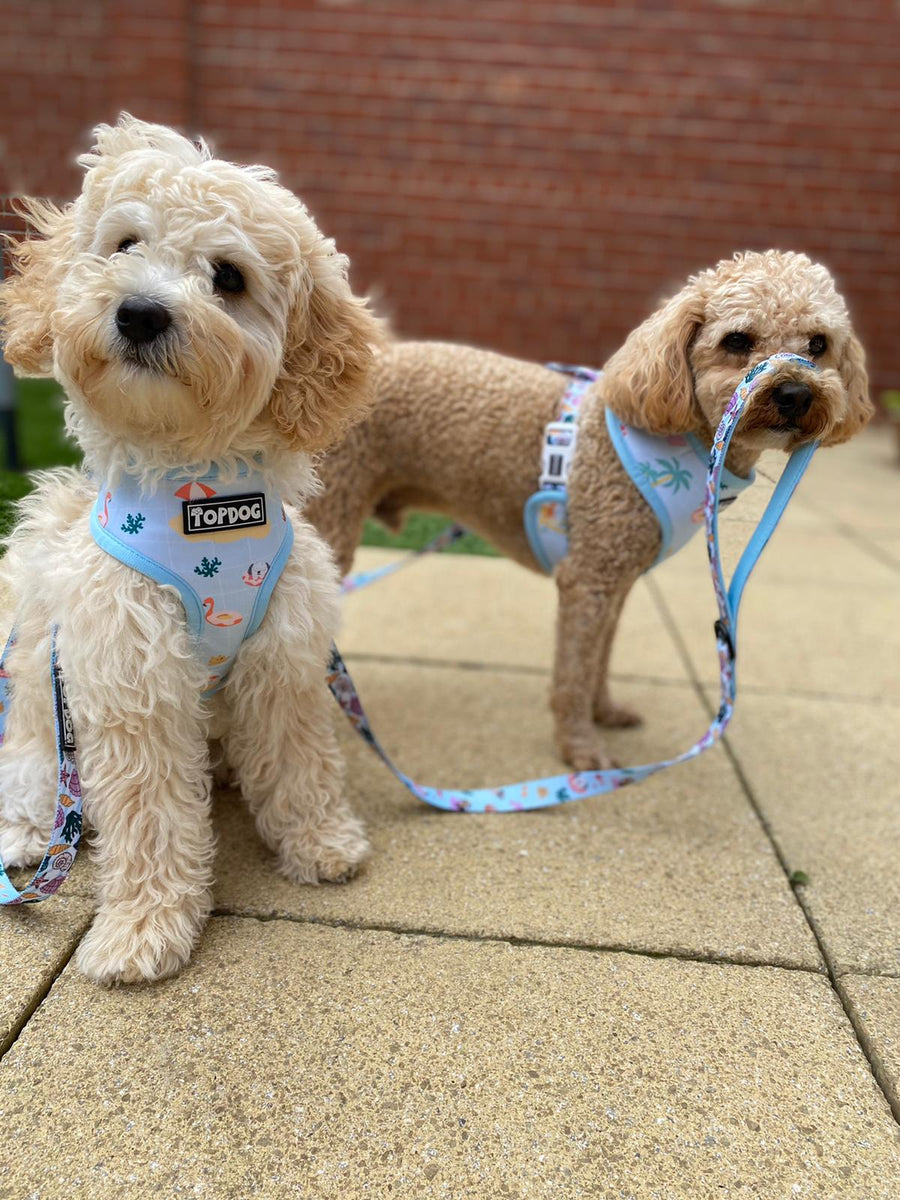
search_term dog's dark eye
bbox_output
[808,334,828,357]
[116,238,138,254]
[721,331,754,354]
[213,262,245,295]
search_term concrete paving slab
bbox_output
[716,691,900,976]
[841,974,900,1119]
[340,550,689,682]
[1,919,897,1200]
[211,660,821,971]
[653,563,899,702]
[786,427,900,534]
[655,506,899,590]
[0,897,92,1050]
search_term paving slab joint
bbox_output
[835,975,900,1125]
[209,907,827,976]
[645,572,900,1132]
[0,912,92,1062]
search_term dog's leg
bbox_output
[60,613,213,986]
[224,554,368,885]
[0,625,60,868]
[551,562,637,770]
[591,586,643,729]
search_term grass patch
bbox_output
[0,378,78,538]
[361,511,497,556]
[0,378,497,555]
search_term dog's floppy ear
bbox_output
[0,199,75,377]
[820,331,874,447]
[601,283,704,434]
[268,231,382,452]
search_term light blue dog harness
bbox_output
[523,364,755,573]
[91,465,294,695]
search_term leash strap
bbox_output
[327,353,819,812]
[341,521,467,594]
[0,628,82,903]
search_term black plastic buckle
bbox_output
[714,618,735,661]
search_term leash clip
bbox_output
[539,421,577,489]
[714,618,735,661]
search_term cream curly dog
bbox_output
[0,116,380,984]
[308,252,872,771]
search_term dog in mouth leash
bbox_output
[308,251,873,774]
[0,116,381,982]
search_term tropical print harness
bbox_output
[523,365,755,573]
[90,464,294,695]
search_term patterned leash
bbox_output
[0,630,82,903]
[327,353,819,811]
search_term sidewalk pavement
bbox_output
[1,427,899,1198]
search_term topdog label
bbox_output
[183,493,267,535]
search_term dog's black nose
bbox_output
[115,296,171,344]
[772,380,813,419]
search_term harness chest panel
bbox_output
[524,366,755,573]
[90,467,294,694]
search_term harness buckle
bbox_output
[539,421,578,489]
[714,618,735,661]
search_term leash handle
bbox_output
[328,353,820,812]
[0,628,83,904]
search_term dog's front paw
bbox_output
[0,820,49,869]
[75,902,209,986]
[278,815,369,886]
[557,730,618,773]
[593,699,644,729]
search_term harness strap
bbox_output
[326,353,819,812]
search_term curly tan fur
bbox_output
[308,250,872,770]
[0,115,379,984]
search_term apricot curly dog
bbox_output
[308,251,872,770]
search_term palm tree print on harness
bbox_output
[634,457,693,493]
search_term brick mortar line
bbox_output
[644,572,900,1127]
[209,907,824,978]
[0,908,92,1064]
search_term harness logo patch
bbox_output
[183,493,267,536]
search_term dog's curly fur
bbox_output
[307,251,872,771]
[0,116,381,984]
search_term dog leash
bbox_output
[327,353,819,811]
[0,629,82,903]
[341,521,467,594]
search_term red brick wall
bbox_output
[2,1,898,391]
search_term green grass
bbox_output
[0,378,497,555]
[361,511,497,556]
[0,379,78,538]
